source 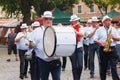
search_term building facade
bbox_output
[72,0,112,20]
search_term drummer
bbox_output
[69,14,85,80]
[28,11,61,80]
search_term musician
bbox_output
[83,19,92,70]
[15,23,29,79]
[69,14,84,80]
[29,21,40,80]
[87,16,100,78]
[28,11,61,80]
[94,15,120,80]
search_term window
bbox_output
[90,5,94,12]
[78,5,82,13]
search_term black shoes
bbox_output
[106,70,111,76]
[19,76,24,79]
[62,68,65,71]
[24,75,28,78]
[6,59,10,62]
[19,75,28,80]
[90,74,94,78]
[84,67,87,70]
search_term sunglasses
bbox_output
[44,18,52,20]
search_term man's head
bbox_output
[42,11,54,27]
[102,15,112,27]
[31,21,40,30]
[91,16,99,27]
[87,19,92,27]
[10,28,15,34]
[70,14,80,26]
[20,23,28,32]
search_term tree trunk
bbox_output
[20,0,31,25]
[98,6,104,16]
[38,0,53,17]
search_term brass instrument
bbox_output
[103,28,112,52]
[29,41,35,49]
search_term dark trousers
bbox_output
[99,46,120,80]
[89,43,100,75]
[18,49,28,77]
[38,58,61,80]
[70,47,83,80]
[83,44,89,69]
[30,50,40,80]
[62,57,67,69]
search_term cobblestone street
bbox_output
[0,45,120,80]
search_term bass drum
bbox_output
[43,26,76,57]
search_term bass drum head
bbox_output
[43,27,56,57]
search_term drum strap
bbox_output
[41,26,45,31]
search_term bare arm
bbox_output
[111,34,120,41]
[94,40,105,46]
[15,36,24,43]
[88,28,97,38]
[76,31,84,37]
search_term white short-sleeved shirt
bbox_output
[94,26,119,46]
[88,26,99,44]
[15,32,29,50]
[116,28,120,44]
[83,26,91,45]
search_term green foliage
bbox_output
[0,0,79,23]
[82,0,120,15]
[0,0,21,17]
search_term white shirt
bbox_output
[83,26,90,45]
[88,26,99,44]
[29,26,59,62]
[116,28,120,44]
[15,32,29,50]
[94,26,119,46]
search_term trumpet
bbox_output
[103,29,112,52]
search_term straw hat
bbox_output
[70,14,80,22]
[41,11,54,18]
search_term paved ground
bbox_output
[0,44,120,80]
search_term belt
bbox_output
[100,46,115,48]
[89,43,97,45]
[110,46,116,48]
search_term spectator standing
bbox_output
[6,28,18,62]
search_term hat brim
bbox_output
[92,20,99,22]
[20,26,27,28]
[70,18,80,22]
[41,15,54,19]
[102,18,112,22]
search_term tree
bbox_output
[82,0,112,16]
[0,0,31,24]
[0,0,79,24]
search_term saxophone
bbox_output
[103,28,112,52]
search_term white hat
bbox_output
[32,21,40,27]
[42,11,54,18]
[20,23,28,28]
[102,15,112,22]
[87,19,92,23]
[91,16,99,22]
[70,14,80,22]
